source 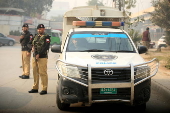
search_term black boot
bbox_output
[28,89,38,93]
[22,75,29,79]
[19,75,24,78]
[40,90,47,95]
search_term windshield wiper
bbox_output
[80,49,105,52]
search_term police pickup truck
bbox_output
[51,6,159,111]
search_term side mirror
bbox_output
[138,45,147,54]
[51,45,61,53]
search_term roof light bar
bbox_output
[73,21,124,27]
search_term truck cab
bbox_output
[51,6,159,111]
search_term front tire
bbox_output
[56,89,70,110]
[8,41,14,46]
[134,103,146,111]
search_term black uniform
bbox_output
[20,30,31,51]
[19,24,32,79]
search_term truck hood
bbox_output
[65,52,145,67]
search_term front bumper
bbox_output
[56,58,159,106]
[59,78,151,106]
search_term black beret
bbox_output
[37,24,45,29]
[22,24,29,27]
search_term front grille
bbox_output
[92,88,131,100]
[81,68,132,82]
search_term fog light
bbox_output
[63,88,70,95]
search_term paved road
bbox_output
[0,45,170,113]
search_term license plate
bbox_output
[100,88,117,94]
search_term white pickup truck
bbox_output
[51,6,159,111]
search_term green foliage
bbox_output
[165,31,170,46]
[126,16,145,28]
[125,0,136,9]
[9,31,14,35]
[87,0,104,6]
[150,0,170,45]
[0,0,53,17]
[150,0,170,30]
[123,0,144,28]
[128,29,142,46]
[10,30,20,36]
[165,58,170,69]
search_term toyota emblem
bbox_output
[104,69,113,76]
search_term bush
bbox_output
[9,31,14,35]
[128,29,142,47]
[165,57,170,69]
[9,30,20,36]
[165,31,170,46]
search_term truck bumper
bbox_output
[59,78,151,106]
[56,58,159,106]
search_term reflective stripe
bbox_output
[71,34,128,38]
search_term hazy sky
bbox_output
[47,0,153,19]
[47,0,116,18]
[51,0,115,8]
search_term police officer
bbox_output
[19,24,32,79]
[28,24,50,95]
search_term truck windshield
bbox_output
[66,32,135,52]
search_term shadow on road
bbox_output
[63,103,146,113]
[0,87,32,109]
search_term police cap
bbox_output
[37,24,45,29]
[22,24,29,27]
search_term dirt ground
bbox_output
[140,47,170,76]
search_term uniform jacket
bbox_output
[27,33,50,58]
[20,31,31,51]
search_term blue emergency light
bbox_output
[73,21,124,27]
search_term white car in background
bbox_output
[157,36,167,48]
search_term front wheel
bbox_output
[56,89,70,110]
[8,41,14,46]
[134,103,146,111]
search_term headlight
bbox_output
[135,66,150,80]
[57,62,81,78]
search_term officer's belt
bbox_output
[22,46,27,48]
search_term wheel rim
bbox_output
[9,41,14,46]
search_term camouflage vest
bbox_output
[32,34,48,53]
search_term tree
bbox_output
[128,29,142,47]
[0,0,53,17]
[125,0,136,9]
[114,0,136,11]
[150,0,170,46]
[87,0,104,6]
[114,0,144,28]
